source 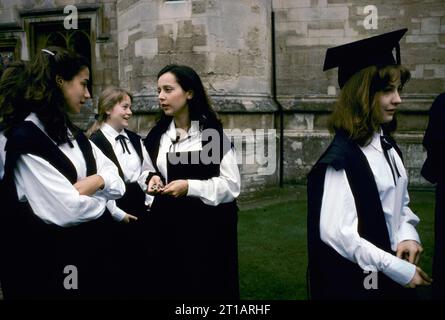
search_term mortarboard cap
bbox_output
[323,28,408,88]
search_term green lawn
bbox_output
[238,185,436,300]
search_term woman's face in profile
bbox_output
[60,67,91,114]
[376,79,402,124]
[157,71,192,118]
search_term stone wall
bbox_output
[116,0,272,95]
[116,0,278,192]
[0,0,120,129]
[1,0,444,191]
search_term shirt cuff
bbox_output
[145,194,154,207]
[382,254,417,286]
[138,171,150,192]
[110,205,126,222]
[397,223,421,244]
[97,173,110,192]
[95,174,125,200]
[187,179,201,198]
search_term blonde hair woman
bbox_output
[88,86,153,298]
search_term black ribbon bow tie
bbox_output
[380,135,401,185]
[115,134,131,154]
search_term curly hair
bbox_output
[0,60,28,135]
[328,64,411,146]
[24,46,90,145]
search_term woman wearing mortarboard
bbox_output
[307,29,432,300]
[421,91,445,299]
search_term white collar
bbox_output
[26,112,46,133]
[166,120,200,142]
[25,112,74,144]
[101,123,127,139]
[369,129,383,152]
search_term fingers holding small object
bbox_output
[151,184,164,192]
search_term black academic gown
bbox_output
[307,130,416,300]
[421,92,445,299]
[0,121,113,299]
[90,129,149,298]
[143,119,239,300]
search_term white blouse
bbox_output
[320,131,420,286]
[96,123,153,221]
[13,113,125,227]
[138,120,241,206]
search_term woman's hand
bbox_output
[146,175,164,195]
[407,266,432,288]
[161,179,188,197]
[74,174,105,196]
[397,240,424,265]
[122,213,138,224]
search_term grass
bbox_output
[237,185,436,300]
[0,185,434,300]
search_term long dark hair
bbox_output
[328,64,411,146]
[0,60,28,135]
[156,64,221,131]
[25,46,90,145]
